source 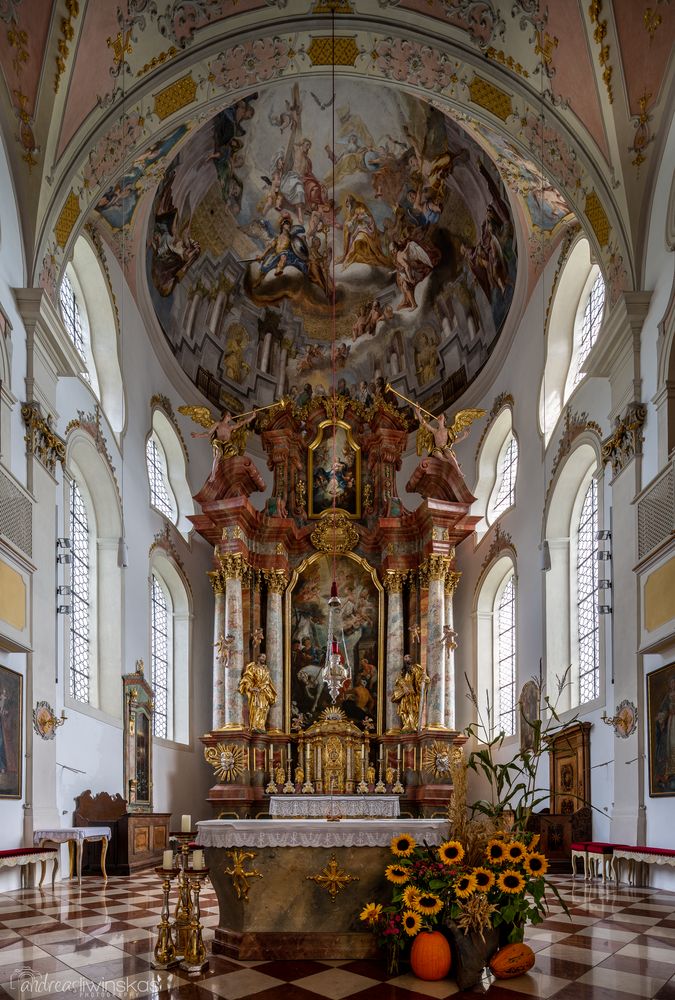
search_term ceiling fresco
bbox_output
[144,80,518,412]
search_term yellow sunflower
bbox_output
[472,867,495,891]
[524,852,549,877]
[391,833,416,857]
[359,902,383,923]
[402,885,422,909]
[438,840,465,866]
[385,864,410,884]
[497,869,526,894]
[455,873,478,899]
[402,909,422,936]
[527,834,541,852]
[416,893,443,916]
[506,841,527,863]
[486,839,506,863]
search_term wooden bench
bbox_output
[0,847,59,888]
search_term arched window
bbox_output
[544,440,603,712]
[65,429,123,718]
[146,435,177,521]
[489,434,518,521]
[60,274,86,359]
[475,553,517,739]
[148,407,195,539]
[472,401,516,538]
[567,271,605,394]
[151,574,172,740]
[149,552,192,745]
[575,478,599,704]
[539,238,606,444]
[69,479,91,703]
[495,574,516,736]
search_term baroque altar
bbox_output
[192,392,478,817]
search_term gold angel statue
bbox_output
[414,403,485,464]
[179,404,256,481]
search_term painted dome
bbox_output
[145,80,518,413]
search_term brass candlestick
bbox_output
[180,869,210,975]
[170,832,195,959]
[152,867,179,969]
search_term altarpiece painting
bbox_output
[286,552,382,732]
[308,420,361,519]
[0,664,22,798]
[647,661,675,797]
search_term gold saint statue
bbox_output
[238,654,277,732]
[392,653,429,731]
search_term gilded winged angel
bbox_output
[178,405,256,480]
[414,404,485,465]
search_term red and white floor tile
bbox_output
[0,874,673,999]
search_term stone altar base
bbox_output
[206,843,388,960]
[199,818,449,960]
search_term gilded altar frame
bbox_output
[122,664,155,813]
[307,419,361,519]
[285,551,383,733]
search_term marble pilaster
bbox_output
[383,572,405,732]
[264,570,287,732]
[443,571,461,730]
[219,554,247,729]
[422,557,447,729]
[209,572,227,730]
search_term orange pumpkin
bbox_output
[410,930,452,981]
[489,942,535,979]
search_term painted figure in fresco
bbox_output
[254,215,309,283]
[391,654,429,731]
[307,236,334,299]
[392,238,441,311]
[150,170,201,297]
[238,654,277,732]
[185,408,257,480]
[339,195,390,269]
[415,332,439,386]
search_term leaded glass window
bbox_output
[576,478,599,703]
[146,436,175,519]
[573,272,605,387]
[69,480,90,703]
[496,575,516,736]
[60,275,86,358]
[151,575,170,739]
[491,435,518,518]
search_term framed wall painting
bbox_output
[307,420,361,519]
[0,664,23,798]
[647,661,675,797]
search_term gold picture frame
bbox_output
[307,420,361,519]
[647,661,675,797]
[285,551,383,733]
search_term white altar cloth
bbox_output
[269,795,400,819]
[197,817,448,849]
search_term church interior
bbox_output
[0,0,674,997]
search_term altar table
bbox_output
[197,818,448,959]
[33,826,111,884]
[269,795,400,819]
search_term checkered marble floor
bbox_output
[0,873,673,999]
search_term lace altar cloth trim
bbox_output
[196,818,448,849]
[0,851,57,868]
[269,795,400,819]
[33,826,111,845]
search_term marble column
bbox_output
[208,288,227,336]
[424,556,447,729]
[209,572,227,730]
[384,572,405,732]
[260,331,273,374]
[220,554,247,728]
[185,290,202,339]
[264,570,287,732]
[277,346,288,397]
[444,570,461,731]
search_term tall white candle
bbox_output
[162,849,173,869]
[269,743,274,768]
[181,814,191,833]
[193,850,204,870]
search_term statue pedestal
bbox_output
[406,456,477,504]
[194,455,265,504]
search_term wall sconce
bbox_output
[601,699,637,739]
[33,701,67,740]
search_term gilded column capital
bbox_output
[383,570,406,593]
[419,554,450,586]
[601,401,647,477]
[218,552,248,580]
[444,569,462,596]
[264,569,288,594]
[207,569,226,595]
